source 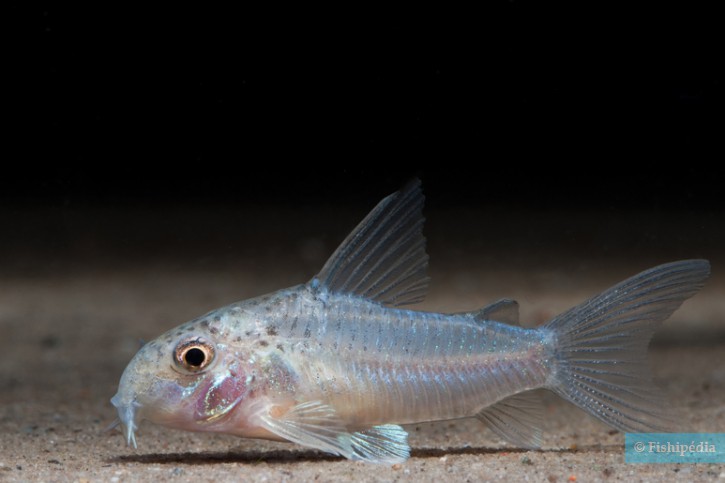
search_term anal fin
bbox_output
[475,390,544,448]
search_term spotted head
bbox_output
[110,312,255,446]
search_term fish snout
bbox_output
[110,392,141,448]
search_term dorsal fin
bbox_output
[455,299,520,326]
[311,179,429,306]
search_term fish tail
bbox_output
[543,260,710,432]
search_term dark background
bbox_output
[10,4,722,210]
[2,9,723,481]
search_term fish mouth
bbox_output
[110,393,142,448]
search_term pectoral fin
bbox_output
[259,401,350,458]
[259,401,410,464]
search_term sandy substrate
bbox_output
[1,206,723,482]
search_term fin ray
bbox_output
[350,424,410,464]
[312,179,429,306]
[545,259,710,432]
[259,401,352,458]
[476,390,543,448]
[259,401,410,464]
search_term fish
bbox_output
[110,179,710,464]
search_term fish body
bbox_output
[112,180,710,463]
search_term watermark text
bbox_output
[626,433,725,463]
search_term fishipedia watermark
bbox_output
[625,433,725,463]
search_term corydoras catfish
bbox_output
[111,180,710,464]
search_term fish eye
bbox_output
[174,338,215,373]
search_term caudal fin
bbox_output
[544,260,710,432]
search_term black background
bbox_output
[10,4,723,210]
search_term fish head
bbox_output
[111,317,256,446]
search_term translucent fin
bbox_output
[311,179,429,307]
[545,259,710,433]
[476,391,543,448]
[467,298,520,325]
[259,401,411,464]
[350,424,410,464]
[259,401,352,459]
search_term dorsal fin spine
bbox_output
[346,184,423,294]
[311,179,430,307]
